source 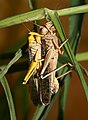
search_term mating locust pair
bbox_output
[23,21,72,105]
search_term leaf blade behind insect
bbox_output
[0,76,16,120]
[0,49,22,80]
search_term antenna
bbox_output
[22,21,43,32]
[22,23,31,32]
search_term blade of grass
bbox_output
[0,5,88,28]
[62,0,85,118]
[28,0,37,10]
[32,105,45,120]
[0,76,16,120]
[58,74,71,120]
[69,15,84,54]
[79,64,88,77]
[69,0,84,53]
[28,0,39,34]
[0,8,45,28]
[76,52,88,61]
[0,49,22,79]
[57,4,88,16]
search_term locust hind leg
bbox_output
[40,48,54,77]
[41,63,73,93]
[41,63,73,79]
[52,38,68,55]
[23,50,44,84]
[50,69,72,93]
[56,70,72,79]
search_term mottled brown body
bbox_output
[40,22,63,93]
[39,39,51,105]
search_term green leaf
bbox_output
[0,49,22,79]
[0,76,16,120]
[0,8,45,28]
[0,5,88,28]
[58,1,85,119]
[57,4,88,16]
[62,0,85,117]
[32,105,45,120]
[79,64,88,77]
[76,52,88,61]
[28,0,37,10]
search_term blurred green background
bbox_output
[0,0,88,120]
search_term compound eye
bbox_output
[41,27,48,35]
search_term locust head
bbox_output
[40,22,56,35]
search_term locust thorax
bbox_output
[28,32,43,59]
[28,32,42,46]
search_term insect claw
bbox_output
[67,62,74,67]
[40,74,43,79]
[59,39,68,49]
[57,70,73,79]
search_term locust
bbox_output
[23,32,44,84]
[40,21,72,94]
[22,31,44,105]
[31,21,72,105]
[22,29,51,105]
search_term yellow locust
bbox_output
[23,30,52,105]
[23,32,44,84]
